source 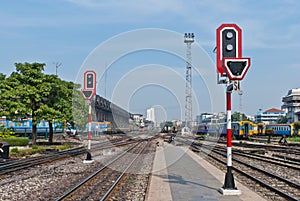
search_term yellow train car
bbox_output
[232,120,257,138]
[255,123,266,135]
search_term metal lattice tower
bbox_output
[239,90,243,121]
[184,33,194,128]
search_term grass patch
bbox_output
[9,143,73,158]
[50,143,72,151]
[287,137,300,142]
[9,146,46,157]
[125,179,135,183]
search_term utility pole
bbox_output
[184,33,194,129]
[53,62,62,76]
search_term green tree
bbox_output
[35,75,86,143]
[294,121,300,135]
[36,75,65,143]
[0,63,88,144]
[277,115,288,124]
[232,112,248,122]
[0,73,6,83]
[72,83,89,131]
[0,62,51,144]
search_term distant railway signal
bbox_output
[84,71,96,90]
[82,70,96,100]
[81,70,96,163]
[216,24,242,76]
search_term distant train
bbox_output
[160,121,178,133]
[87,121,133,134]
[0,118,63,135]
[196,121,299,138]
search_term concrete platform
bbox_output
[146,143,266,201]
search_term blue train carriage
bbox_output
[265,124,294,136]
[207,122,222,136]
[86,121,111,133]
[219,122,227,137]
[0,118,63,137]
[196,123,208,135]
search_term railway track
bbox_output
[55,138,152,201]
[0,136,137,175]
[179,137,300,201]
[0,147,86,175]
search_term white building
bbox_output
[146,107,155,122]
[132,114,143,125]
[282,88,300,123]
[196,112,226,124]
[255,108,285,124]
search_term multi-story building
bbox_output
[146,107,155,122]
[282,88,300,123]
[131,114,144,127]
[255,108,285,124]
[196,112,226,124]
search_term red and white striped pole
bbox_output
[223,90,237,189]
[84,100,93,162]
[82,70,96,163]
[88,101,92,150]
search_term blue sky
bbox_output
[0,0,299,120]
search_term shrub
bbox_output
[0,126,15,138]
[31,145,38,149]
[0,137,29,146]
[10,147,19,153]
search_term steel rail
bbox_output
[100,140,149,201]
[189,143,300,201]
[54,141,143,201]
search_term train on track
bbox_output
[0,117,135,138]
[0,118,63,136]
[88,121,132,134]
[196,120,299,138]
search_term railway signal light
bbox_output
[84,71,96,90]
[216,24,242,76]
[82,70,96,100]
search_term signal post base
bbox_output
[219,188,241,195]
[83,159,94,164]
[219,169,241,195]
[83,151,94,163]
